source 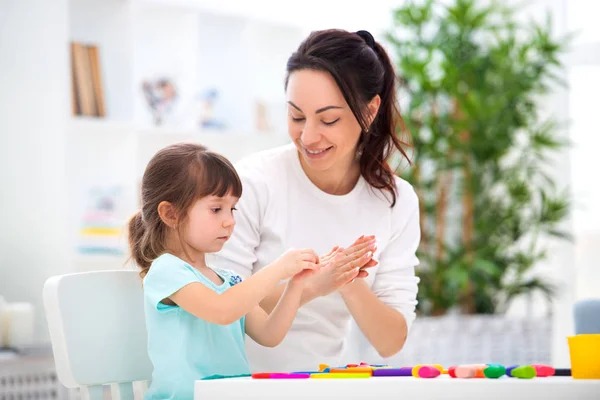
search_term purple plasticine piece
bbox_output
[373,368,413,377]
[506,365,519,377]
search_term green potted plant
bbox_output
[381,0,572,365]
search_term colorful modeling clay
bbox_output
[411,364,443,377]
[329,368,371,375]
[531,364,555,377]
[269,373,310,379]
[448,366,457,378]
[291,371,326,375]
[505,365,519,377]
[418,366,441,378]
[483,364,506,379]
[251,373,271,379]
[511,366,536,379]
[455,365,477,378]
[311,373,371,379]
[475,366,485,378]
[372,368,413,377]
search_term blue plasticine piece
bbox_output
[202,373,252,380]
[505,365,519,377]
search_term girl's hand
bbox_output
[273,248,320,280]
[306,236,377,298]
[289,266,322,287]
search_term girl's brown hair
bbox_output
[285,29,411,207]
[128,142,242,277]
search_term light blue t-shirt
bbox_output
[143,253,250,400]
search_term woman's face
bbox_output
[286,70,363,173]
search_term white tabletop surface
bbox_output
[195,375,600,400]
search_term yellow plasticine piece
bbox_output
[311,373,371,379]
[330,368,373,374]
[412,364,422,377]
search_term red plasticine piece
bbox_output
[448,366,457,378]
[251,373,272,379]
[532,364,555,377]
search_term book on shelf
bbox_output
[70,42,106,118]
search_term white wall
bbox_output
[566,1,600,300]
[0,0,71,343]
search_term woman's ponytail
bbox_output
[359,40,412,207]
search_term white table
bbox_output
[195,375,600,400]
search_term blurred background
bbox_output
[0,0,598,398]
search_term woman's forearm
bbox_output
[340,279,408,358]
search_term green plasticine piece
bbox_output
[511,366,536,379]
[484,365,506,379]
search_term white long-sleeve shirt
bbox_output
[208,143,421,372]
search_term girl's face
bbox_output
[181,193,238,254]
[286,69,364,173]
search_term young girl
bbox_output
[128,143,322,399]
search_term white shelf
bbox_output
[66,0,299,273]
[69,116,290,157]
[70,116,136,137]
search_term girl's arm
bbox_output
[169,249,318,326]
[244,280,304,347]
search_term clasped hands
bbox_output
[290,235,378,298]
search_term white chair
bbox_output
[43,270,153,399]
[574,298,600,334]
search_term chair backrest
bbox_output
[574,298,600,334]
[43,270,153,399]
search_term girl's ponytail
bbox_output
[128,210,155,278]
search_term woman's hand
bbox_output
[320,235,378,277]
[304,236,377,299]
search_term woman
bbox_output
[209,29,420,372]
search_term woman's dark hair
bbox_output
[128,143,242,277]
[285,29,411,207]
